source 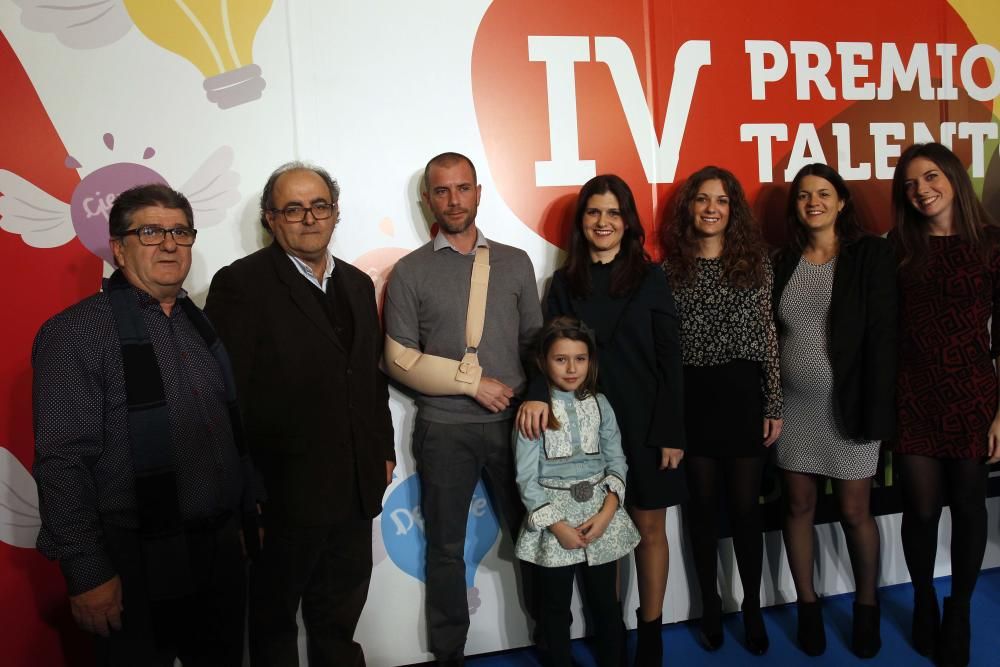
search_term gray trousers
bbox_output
[413,418,533,660]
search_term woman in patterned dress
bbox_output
[661,166,781,655]
[772,163,896,658]
[891,142,1000,667]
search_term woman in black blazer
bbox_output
[772,163,896,658]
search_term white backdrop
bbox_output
[2,2,999,665]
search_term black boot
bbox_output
[912,590,940,657]
[851,601,881,659]
[698,594,724,651]
[936,596,970,667]
[796,600,826,656]
[742,602,769,656]
[634,609,663,667]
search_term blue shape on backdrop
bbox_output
[382,473,500,587]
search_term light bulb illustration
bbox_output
[1,134,241,265]
[122,0,273,109]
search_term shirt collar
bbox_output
[286,252,336,291]
[433,228,489,255]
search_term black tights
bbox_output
[537,561,621,667]
[897,454,988,604]
[685,455,765,608]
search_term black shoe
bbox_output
[912,590,941,657]
[436,660,464,667]
[851,601,881,659]
[935,596,970,667]
[634,609,663,667]
[796,599,826,656]
[742,603,769,656]
[698,595,724,651]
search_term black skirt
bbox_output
[683,360,766,458]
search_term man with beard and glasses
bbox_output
[382,152,542,666]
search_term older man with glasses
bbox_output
[205,162,395,667]
[32,183,261,666]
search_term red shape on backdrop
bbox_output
[0,30,100,667]
[472,0,986,256]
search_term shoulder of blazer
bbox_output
[772,247,801,302]
[332,255,375,292]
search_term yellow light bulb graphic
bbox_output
[123,0,273,109]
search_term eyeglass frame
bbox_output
[268,201,339,223]
[115,224,198,246]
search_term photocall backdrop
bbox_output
[1,1,999,665]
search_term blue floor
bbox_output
[458,568,1000,666]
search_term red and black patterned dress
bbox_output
[894,230,1000,459]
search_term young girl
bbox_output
[515,316,640,667]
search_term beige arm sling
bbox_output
[384,246,489,397]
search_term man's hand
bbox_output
[517,401,549,440]
[474,377,514,413]
[386,460,396,485]
[988,415,1000,464]
[660,448,684,470]
[763,418,783,447]
[70,575,123,637]
[549,521,587,550]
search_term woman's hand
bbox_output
[549,521,587,550]
[763,418,783,447]
[579,492,619,543]
[517,400,549,439]
[660,448,684,470]
[988,415,1000,464]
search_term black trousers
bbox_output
[248,514,373,666]
[537,561,622,667]
[414,418,533,661]
[95,515,246,667]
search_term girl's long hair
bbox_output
[536,316,599,431]
[662,166,768,289]
[891,142,997,277]
[564,174,649,298]
[784,162,868,254]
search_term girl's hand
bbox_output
[988,415,1000,464]
[550,521,586,550]
[517,401,549,440]
[660,448,684,470]
[579,493,619,543]
[763,418,783,447]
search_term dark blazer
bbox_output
[772,235,897,440]
[205,242,394,527]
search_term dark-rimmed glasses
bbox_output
[118,225,198,246]
[269,202,338,223]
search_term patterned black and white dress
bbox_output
[776,257,879,478]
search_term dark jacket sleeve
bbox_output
[645,267,685,450]
[861,237,898,439]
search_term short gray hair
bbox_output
[259,161,340,232]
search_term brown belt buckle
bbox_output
[570,481,593,502]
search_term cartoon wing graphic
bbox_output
[180,147,241,228]
[0,447,41,549]
[0,170,75,248]
[13,0,133,50]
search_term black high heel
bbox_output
[851,601,881,659]
[742,603,769,656]
[698,594,724,651]
[912,590,940,657]
[797,599,826,656]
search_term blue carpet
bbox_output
[459,567,1000,666]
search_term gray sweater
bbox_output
[384,234,543,423]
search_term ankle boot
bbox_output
[698,594,724,651]
[634,609,663,667]
[912,590,940,657]
[936,596,970,667]
[796,600,826,656]
[742,602,769,656]
[851,601,881,659]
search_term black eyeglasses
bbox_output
[118,225,198,246]
[270,202,338,223]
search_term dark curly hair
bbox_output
[662,166,767,289]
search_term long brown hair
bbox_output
[892,142,997,276]
[785,163,868,254]
[536,316,599,431]
[564,174,649,298]
[662,166,768,289]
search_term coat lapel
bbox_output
[268,243,345,352]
